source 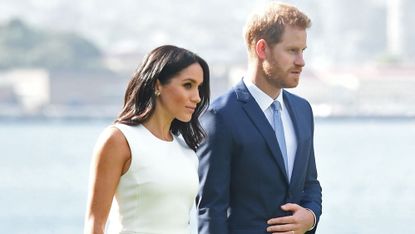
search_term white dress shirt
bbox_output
[243,78,297,180]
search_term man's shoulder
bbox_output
[284,90,311,106]
[210,88,239,112]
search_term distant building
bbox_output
[0,69,49,115]
[293,65,415,117]
[387,0,415,62]
[0,69,129,118]
[46,70,128,118]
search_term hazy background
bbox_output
[2,0,411,65]
[1,0,415,118]
[1,0,415,233]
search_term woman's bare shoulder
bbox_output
[93,125,130,163]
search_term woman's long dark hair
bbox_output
[115,45,210,151]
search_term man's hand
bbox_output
[266,203,314,234]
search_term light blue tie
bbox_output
[271,101,289,179]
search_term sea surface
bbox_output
[1,118,415,234]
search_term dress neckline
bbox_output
[140,124,175,144]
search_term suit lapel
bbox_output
[283,91,308,187]
[234,81,289,183]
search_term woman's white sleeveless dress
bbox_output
[106,123,199,234]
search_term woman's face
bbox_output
[156,63,204,122]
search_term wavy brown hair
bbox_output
[116,45,210,151]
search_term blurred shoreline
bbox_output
[1,114,414,124]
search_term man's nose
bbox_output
[295,53,305,67]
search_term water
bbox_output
[0,120,105,234]
[1,119,415,234]
[315,119,415,234]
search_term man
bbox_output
[197,2,322,234]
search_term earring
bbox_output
[155,90,161,96]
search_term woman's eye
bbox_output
[184,83,192,89]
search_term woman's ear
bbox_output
[255,39,268,60]
[155,80,162,96]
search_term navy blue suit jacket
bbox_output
[197,80,322,234]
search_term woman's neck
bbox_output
[143,110,173,141]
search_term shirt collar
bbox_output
[243,78,285,111]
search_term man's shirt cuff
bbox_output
[305,208,316,231]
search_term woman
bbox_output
[84,45,210,234]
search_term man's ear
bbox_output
[255,39,267,60]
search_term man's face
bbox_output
[262,25,307,89]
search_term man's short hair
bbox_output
[243,2,311,56]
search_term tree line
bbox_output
[0,19,108,72]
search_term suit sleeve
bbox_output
[197,109,233,234]
[301,103,322,234]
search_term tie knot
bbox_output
[271,100,282,112]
